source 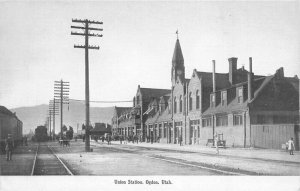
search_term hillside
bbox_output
[10,102,114,134]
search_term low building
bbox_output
[0,105,23,151]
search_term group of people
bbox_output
[119,134,139,144]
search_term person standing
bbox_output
[5,134,14,161]
[120,135,123,144]
[179,135,183,146]
[288,137,295,155]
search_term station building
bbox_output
[113,38,300,150]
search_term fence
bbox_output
[251,124,299,150]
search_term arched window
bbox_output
[196,90,200,109]
[174,97,177,113]
[189,92,192,111]
[179,95,183,112]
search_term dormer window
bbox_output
[238,87,243,103]
[221,91,227,106]
[210,94,215,107]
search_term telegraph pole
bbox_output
[48,116,51,137]
[49,99,59,140]
[54,80,70,139]
[71,19,103,152]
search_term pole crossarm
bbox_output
[74,45,100,49]
[71,32,103,37]
[72,19,103,25]
[71,26,103,31]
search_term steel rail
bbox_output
[30,145,39,176]
[48,146,74,176]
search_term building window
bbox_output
[174,97,177,113]
[233,114,243,126]
[163,122,167,138]
[202,118,211,127]
[196,90,200,109]
[136,96,140,105]
[221,91,227,106]
[189,92,193,111]
[175,121,183,127]
[210,94,215,107]
[238,88,243,103]
[179,95,183,113]
[159,123,162,138]
[216,115,228,126]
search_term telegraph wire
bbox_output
[69,98,132,103]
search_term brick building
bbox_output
[113,38,299,150]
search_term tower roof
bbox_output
[172,39,184,64]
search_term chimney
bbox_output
[212,60,216,92]
[275,67,284,79]
[228,57,238,84]
[248,57,254,101]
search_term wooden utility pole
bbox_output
[49,98,59,140]
[54,80,70,139]
[71,19,103,152]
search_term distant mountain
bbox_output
[10,101,114,134]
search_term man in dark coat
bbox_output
[5,134,14,161]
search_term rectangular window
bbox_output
[175,121,182,127]
[196,93,200,109]
[202,118,211,127]
[233,114,243,126]
[238,88,243,103]
[216,115,228,127]
[159,124,162,137]
[163,122,167,138]
[222,91,227,106]
[210,94,215,107]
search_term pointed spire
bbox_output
[172,39,184,64]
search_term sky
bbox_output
[0,1,299,109]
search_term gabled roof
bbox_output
[197,72,230,89]
[156,106,172,123]
[250,76,274,103]
[145,110,160,124]
[172,39,184,64]
[0,106,13,116]
[140,88,171,99]
[160,95,170,104]
[114,106,132,116]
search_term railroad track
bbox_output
[31,144,74,176]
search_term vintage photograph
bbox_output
[0,0,299,190]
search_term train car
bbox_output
[0,106,23,153]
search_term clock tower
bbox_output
[171,38,185,86]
